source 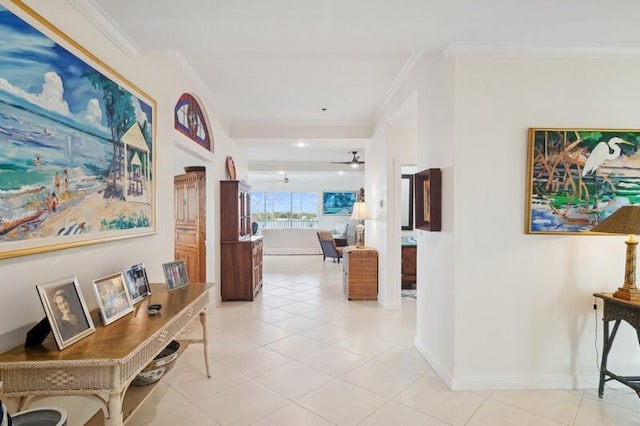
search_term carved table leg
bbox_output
[199,310,212,378]
[104,392,124,426]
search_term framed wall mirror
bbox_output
[401,174,414,230]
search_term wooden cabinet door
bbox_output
[174,172,205,283]
[175,245,199,283]
[175,183,188,226]
[177,184,199,227]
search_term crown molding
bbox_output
[374,52,423,121]
[67,0,141,56]
[444,43,640,59]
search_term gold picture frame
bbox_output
[526,128,640,234]
[0,2,157,260]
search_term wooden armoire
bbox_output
[220,180,263,301]
[174,171,206,283]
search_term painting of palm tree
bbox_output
[0,4,155,259]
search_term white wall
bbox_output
[451,56,640,389]
[0,2,238,350]
[392,53,640,390]
[369,54,457,378]
[415,56,457,382]
[366,124,391,305]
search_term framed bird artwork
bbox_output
[526,128,640,234]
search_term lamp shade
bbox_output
[350,201,371,221]
[591,205,640,235]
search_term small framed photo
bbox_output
[123,263,151,304]
[415,168,442,232]
[36,276,95,350]
[92,272,134,325]
[162,260,190,291]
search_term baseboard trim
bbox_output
[414,337,454,387]
[450,374,600,391]
[414,338,600,391]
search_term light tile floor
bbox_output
[129,255,640,425]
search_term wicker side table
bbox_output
[343,246,378,300]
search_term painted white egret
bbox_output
[582,137,633,176]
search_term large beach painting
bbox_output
[526,128,640,234]
[0,2,156,259]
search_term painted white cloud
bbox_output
[36,72,70,115]
[0,71,70,116]
[84,98,102,126]
[84,98,109,134]
[0,76,22,95]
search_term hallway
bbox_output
[130,255,640,425]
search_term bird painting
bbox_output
[528,129,640,234]
[582,137,633,176]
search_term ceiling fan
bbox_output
[265,173,303,184]
[331,151,365,168]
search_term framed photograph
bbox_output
[415,168,441,231]
[123,263,151,304]
[0,3,156,261]
[36,276,95,350]
[526,128,640,234]
[401,174,414,230]
[162,260,190,291]
[322,191,357,215]
[92,272,134,325]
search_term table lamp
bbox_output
[350,201,371,248]
[591,205,640,302]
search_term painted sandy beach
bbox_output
[0,5,154,251]
[0,100,151,242]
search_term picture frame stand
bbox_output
[24,317,52,348]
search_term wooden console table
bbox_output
[593,292,640,398]
[0,283,213,425]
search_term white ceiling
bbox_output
[66,0,640,178]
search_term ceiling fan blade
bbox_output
[330,150,365,166]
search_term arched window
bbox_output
[174,93,212,151]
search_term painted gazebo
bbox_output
[121,123,151,203]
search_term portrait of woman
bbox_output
[37,277,95,350]
[52,288,89,340]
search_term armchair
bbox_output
[331,223,349,247]
[317,231,343,263]
[332,223,348,239]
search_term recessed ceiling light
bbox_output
[278,170,285,175]
[338,171,344,175]
[296,141,305,148]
